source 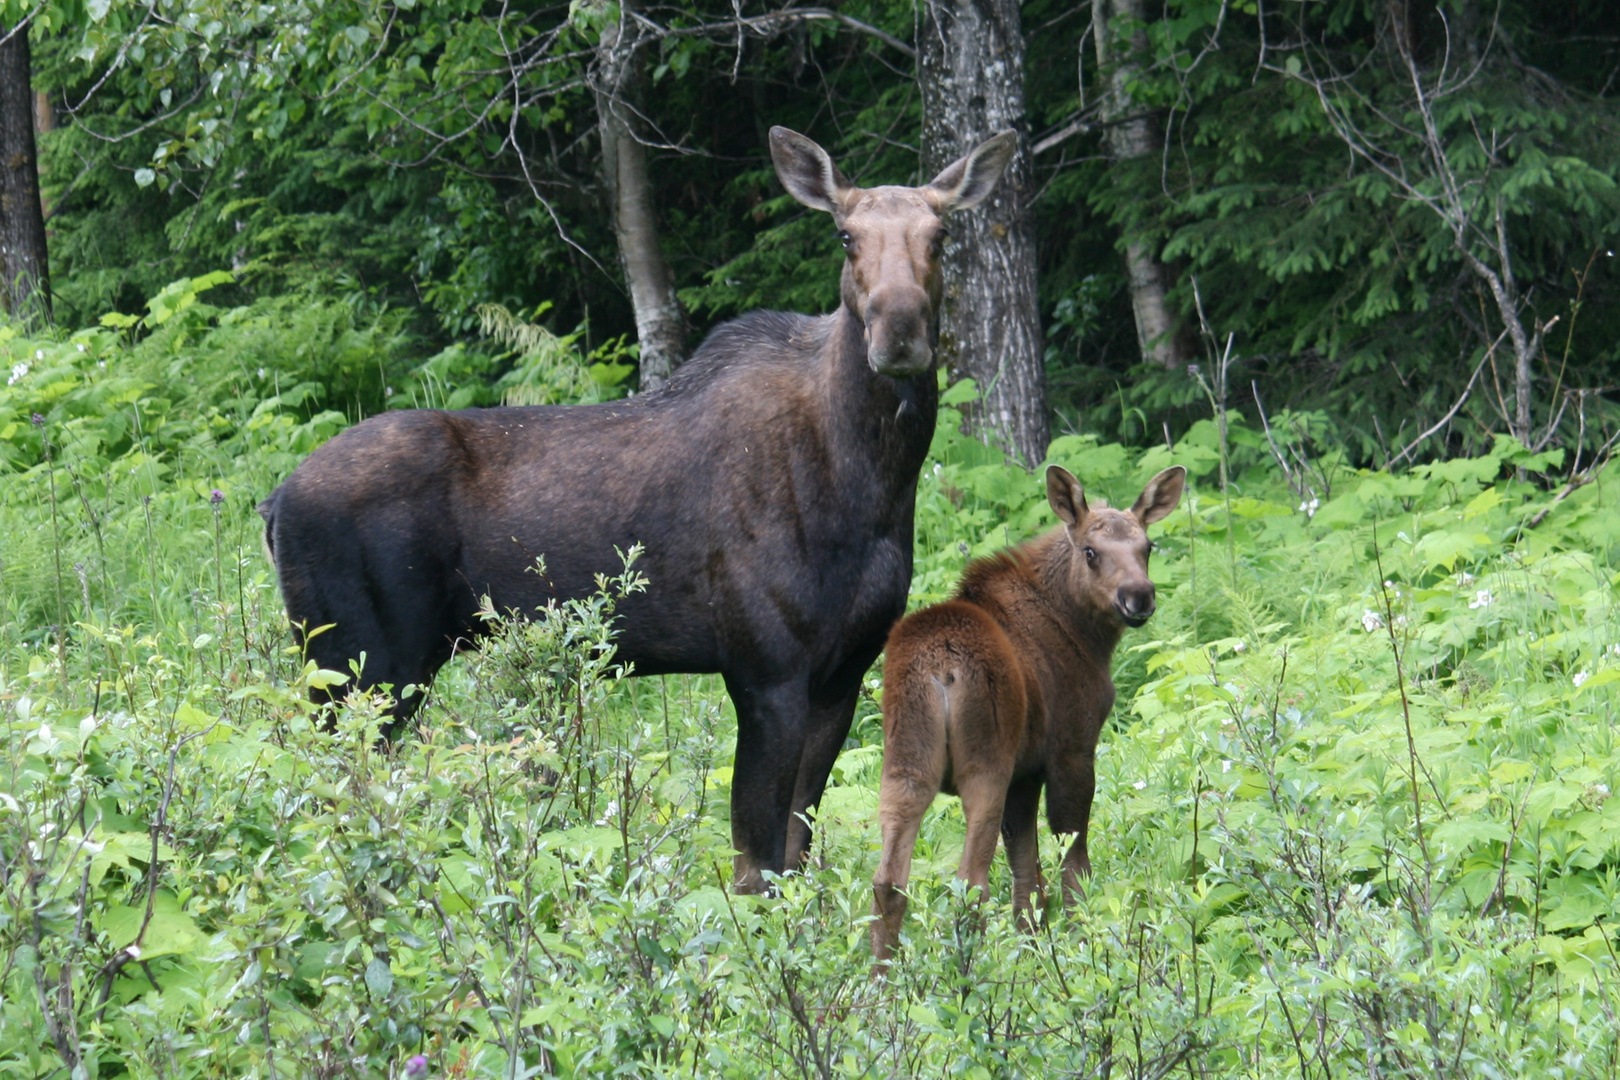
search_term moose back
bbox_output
[258,125,1017,892]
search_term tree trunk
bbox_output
[1093,0,1188,369]
[0,23,49,323]
[920,0,1049,467]
[593,9,684,392]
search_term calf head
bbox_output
[1046,465,1187,628]
[769,126,1018,377]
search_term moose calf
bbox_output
[870,464,1186,960]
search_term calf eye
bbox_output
[838,230,854,251]
[1084,547,1098,566]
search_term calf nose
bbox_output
[1117,584,1156,623]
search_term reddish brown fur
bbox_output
[870,465,1186,960]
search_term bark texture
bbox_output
[920,0,1048,467]
[0,24,48,323]
[1093,0,1188,369]
[593,9,685,391]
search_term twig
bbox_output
[1370,523,1433,896]
[1384,332,1503,469]
[1253,381,1305,501]
[1526,427,1620,529]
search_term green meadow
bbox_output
[3,282,1619,1078]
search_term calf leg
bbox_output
[871,683,948,962]
[784,688,861,871]
[1049,748,1097,907]
[726,674,811,894]
[955,772,1009,896]
[871,773,935,963]
[1000,777,1044,928]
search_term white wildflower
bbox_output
[34,349,43,360]
[1233,640,1247,652]
[1298,497,1319,517]
[7,361,26,384]
[1131,780,1147,790]
[1361,609,1384,633]
[593,799,619,826]
[76,343,86,353]
[1455,571,1475,586]
[257,367,266,378]
[1597,784,1610,797]
[1221,760,1233,773]
[1574,671,1591,688]
[1468,589,1494,610]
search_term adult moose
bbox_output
[869,464,1185,960]
[259,126,1017,892]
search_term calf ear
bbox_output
[1130,466,1187,526]
[925,130,1018,214]
[1046,465,1089,526]
[770,127,855,215]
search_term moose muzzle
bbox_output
[863,285,934,377]
[1115,583,1157,628]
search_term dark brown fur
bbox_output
[258,127,1017,893]
[870,465,1186,960]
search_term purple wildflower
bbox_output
[30,412,44,427]
[405,1055,430,1079]
[210,489,225,505]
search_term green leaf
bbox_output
[364,957,394,996]
[941,378,980,406]
[1414,529,1488,571]
[101,893,204,960]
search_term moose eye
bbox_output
[1084,547,1098,566]
[838,230,854,251]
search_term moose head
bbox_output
[769,126,1018,377]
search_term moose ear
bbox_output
[925,130,1018,214]
[1130,466,1187,526]
[770,126,855,215]
[1046,465,1089,527]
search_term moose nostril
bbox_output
[1121,589,1155,616]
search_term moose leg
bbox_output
[955,773,1009,896]
[726,674,811,894]
[871,771,937,962]
[1048,747,1098,907]
[283,527,465,739]
[784,687,861,871]
[1000,776,1045,927]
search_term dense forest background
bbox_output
[7,0,1615,469]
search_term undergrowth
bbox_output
[2,281,1619,1077]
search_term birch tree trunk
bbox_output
[920,0,1048,467]
[0,24,49,323]
[593,8,684,391]
[1094,0,1188,369]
